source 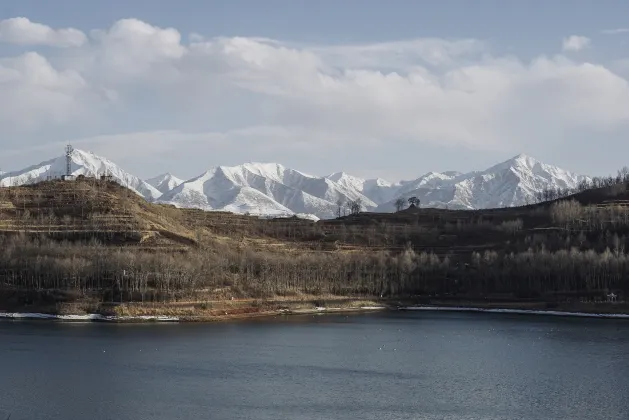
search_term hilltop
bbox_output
[0,149,161,200]
[0,178,196,249]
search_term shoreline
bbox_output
[0,305,388,323]
[2,303,629,322]
[0,312,181,322]
[400,305,629,319]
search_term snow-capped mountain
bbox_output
[0,149,161,201]
[376,154,589,211]
[1,150,589,219]
[326,172,399,204]
[146,173,184,195]
[157,154,586,218]
[157,163,376,219]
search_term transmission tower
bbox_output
[65,144,74,177]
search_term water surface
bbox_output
[1,311,628,420]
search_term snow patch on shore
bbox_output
[0,312,179,322]
[401,306,629,319]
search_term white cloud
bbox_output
[562,35,592,51]
[601,28,629,35]
[0,18,629,179]
[84,18,186,83]
[0,52,95,129]
[310,38,487,69]
[0,17,86,47]
[562,35,591,52]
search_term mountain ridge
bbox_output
[0,149,161,201]
[1,150,589,219]
[146,173,184,195]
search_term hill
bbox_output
[0,176,628,319]
[0,149,161,201]
[0,178,196,248]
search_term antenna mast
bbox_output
[65,144,74,177]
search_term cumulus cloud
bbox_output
[0,18,628,179]
[0,17,86,47]
[89,18,185,79]
[562,35,591,52]
[0,52,94,129]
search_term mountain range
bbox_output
[0,149,589,220]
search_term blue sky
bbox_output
[0,0,628,180]
[4,0,627,51]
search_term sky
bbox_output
[0,0,628,181]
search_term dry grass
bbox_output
[0,180,198,247]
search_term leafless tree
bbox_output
[336,198,344,218]
[394,197,406,212]
[348,198,362,215]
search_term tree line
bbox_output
[0,231,626,304]
[534,166,629,204]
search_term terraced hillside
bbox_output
[0,178,628,318]
[0,179,197,249]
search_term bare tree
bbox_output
[394,197,406,212]
[336,198,344,218]
[348,199,362,215]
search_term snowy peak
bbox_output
[483,153,583,188]
[2,150,590,219]
[510,153,538,166]
[396,171,460,196]
[327,172,393,190]
[327,172,367,192]
[216,162,316,185]
[487,153,542,173]
[240,162,300,179]
[159,154,590,217]
[159,162,377,219]
[0,148,161,201]
[377,154,589,211]
[325,172,396,204]
[146,173,184,195]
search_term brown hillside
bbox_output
[1,178,629,257]
[0,179,197,249]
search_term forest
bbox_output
[0,167,629,313]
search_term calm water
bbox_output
[1,311,628,420]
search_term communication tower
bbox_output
[65,144,74,177]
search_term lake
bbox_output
[1,311,628,420]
